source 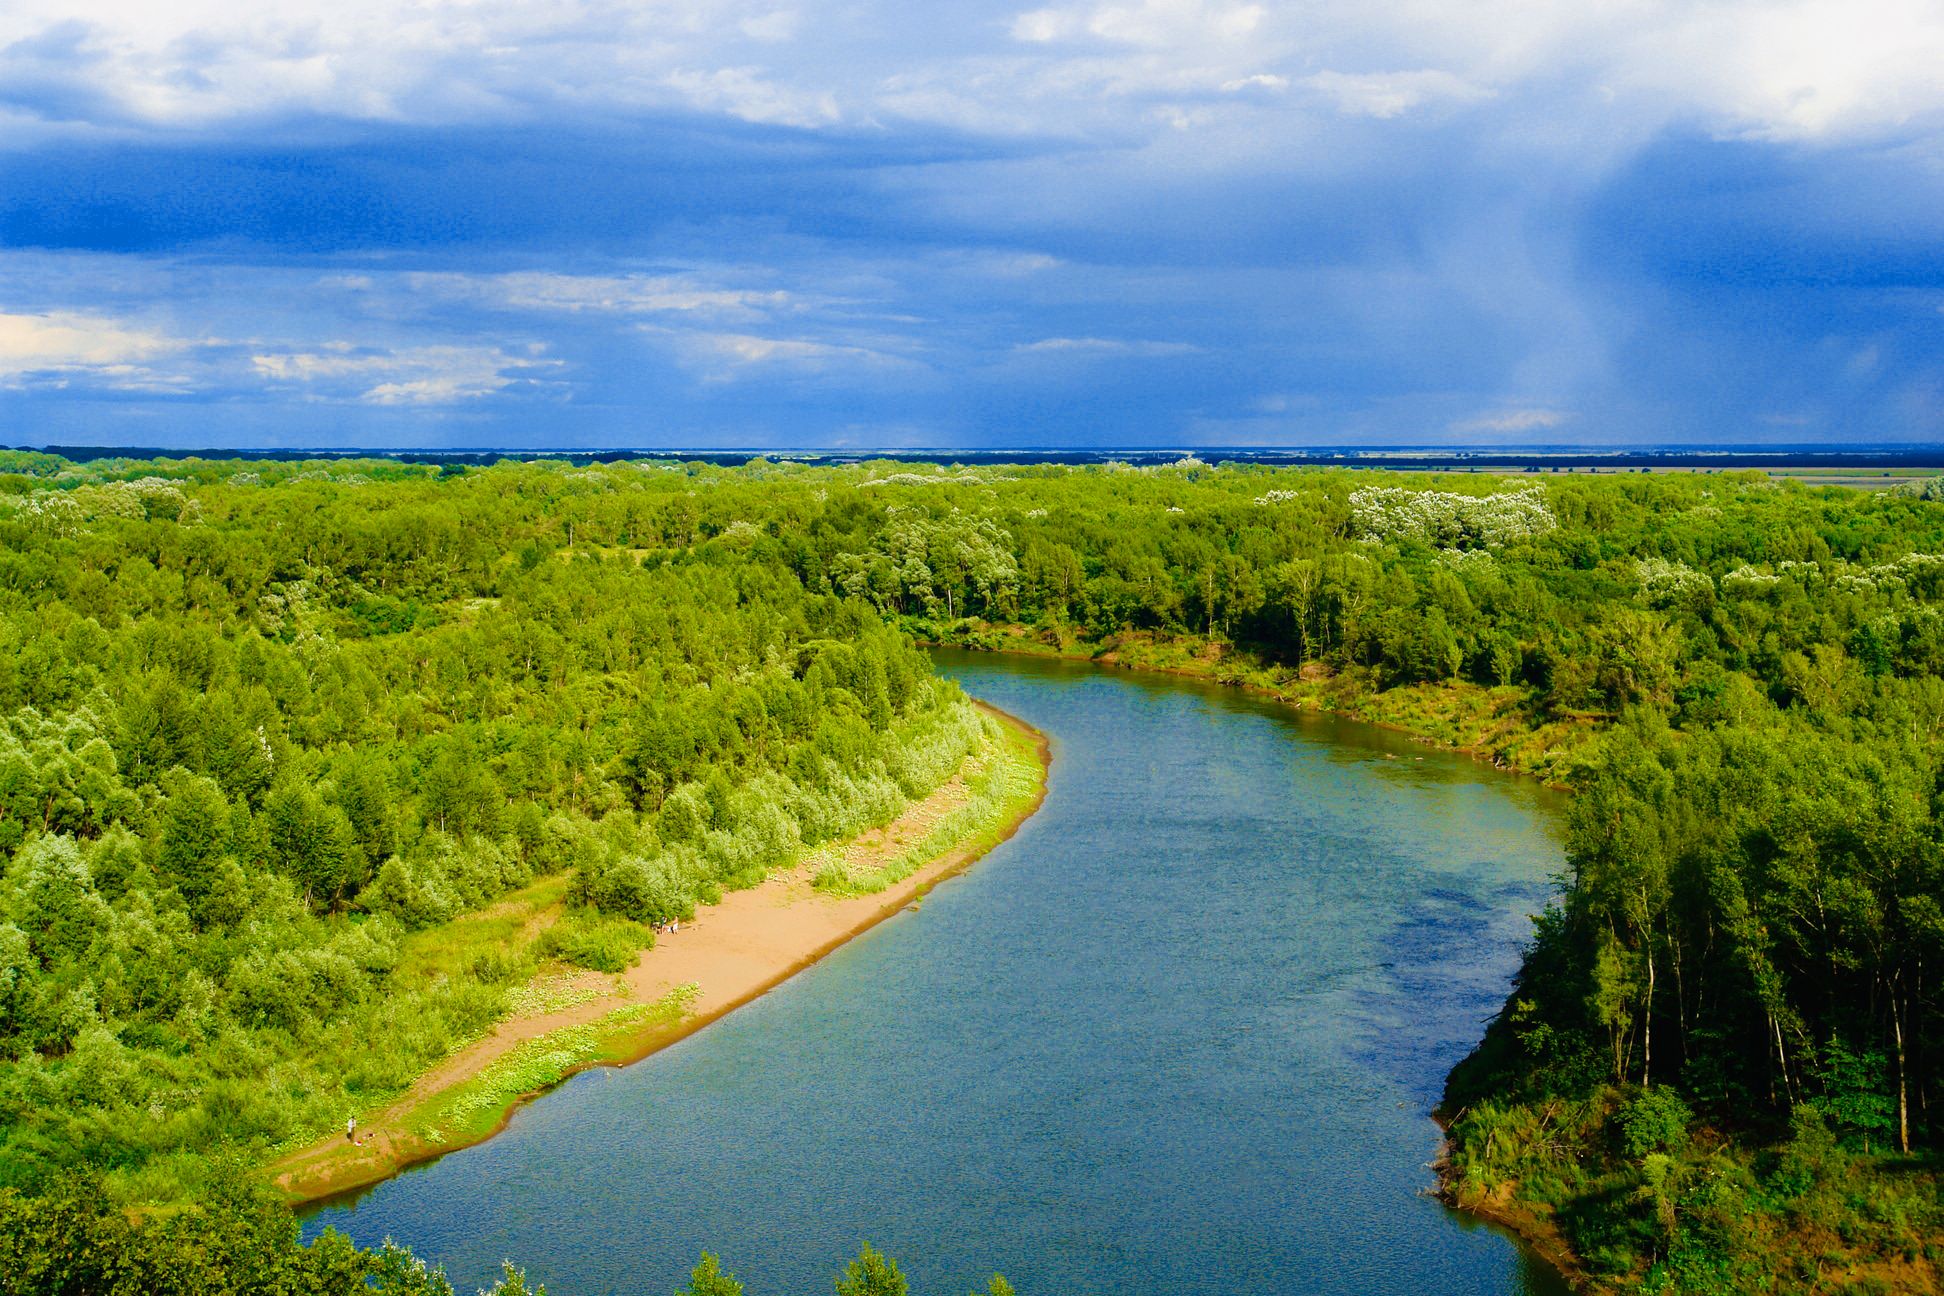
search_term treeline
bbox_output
[0,1172,1007,1296]
[0,455,990,1204]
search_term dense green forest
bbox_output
[0,453,996,1205]
[3,451,1942,1290]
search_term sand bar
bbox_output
[274,704,1048,1206]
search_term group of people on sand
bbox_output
[652,918,683,935]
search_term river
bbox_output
[307,651,1572,1296]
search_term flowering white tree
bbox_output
[833,507,1019,619]
[1348,484,1556,549]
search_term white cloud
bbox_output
[739,10,800,42]
[1220,73,1286,94]
[1017,335,1198,355]
[1302,69,1488,120]
[405,271,793,319]
[662,66,839,127]
[655,327,917,381]
[1451,407,1573,434]
[1,0,1939,146]
[0,309,175,371]
[251,342,559,404]
[707,333,847,363]
[0,309,194,389]
[1010,10,1073,43]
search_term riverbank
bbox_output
[1431,1113,1590,1293]
[274,704,1049,1207]
[934,631,1598,1287]
[918,621,1598,784]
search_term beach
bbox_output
[274,704,1049,1206]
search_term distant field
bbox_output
[1398,463,1940,488]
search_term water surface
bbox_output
[310,652,1570,1296]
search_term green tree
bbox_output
[835,1245,909,1296]
[158,769,231,910]
[677,1252,745,1296]
[264,781,358,910]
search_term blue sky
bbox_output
[0,0,1940,450]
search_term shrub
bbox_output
[1620,1088,1693,1159]
[537,913,654,974]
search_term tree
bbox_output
[158,769,231,910]
[264,780,357,910]
[834,1245,909,1296]
[677,1253,745,1296]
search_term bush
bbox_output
[1620,1088,1692,1159]
[537,913,654,974]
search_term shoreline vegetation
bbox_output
[921,621,1593,783]
[275,704,1048,1206]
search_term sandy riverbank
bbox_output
[274,703,1049,1206]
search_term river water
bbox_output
[308,651,1571,1296]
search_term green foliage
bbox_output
[0,1192,981,1296]
[835,1244,910,1296]
[678,1253,745,1296]
[6,453,1944,1290]
[481,1263,548,1296]
[0,1168,456,1295]
[0,457,997,1205]
[1619,1089,1692,1159]
[536,911,654,973]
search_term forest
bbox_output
[0,452,995,1208]
[2,450,1941,1291]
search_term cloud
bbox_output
[0,310,175,370]
[0,0,1938,150]
[1302,70,1488,120]
[653,327,919,383]
[1016,336,1198,356]
[1451,407,1573,434]
[0,2,1939,449]
[662,66,839,128]
[738,10,800,42]
[1009,1,1264,49]
[0,309,194,389]
[405,271,793,319]
[251,343,560,404]
[1219,74,1287,94]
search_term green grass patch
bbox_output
[501,971,618,1018]
[415,986,699,1146]
[389,872,571,988]
[535,909,657,972]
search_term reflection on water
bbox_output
[307,650,1572,1296]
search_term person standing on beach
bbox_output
[346,1116,357,1143]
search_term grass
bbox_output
[389,872,570,988]
[414,986,699,1146]
[501,971,619,1018]
[1444,1093,1944,1295]
[248,874,576,1163]
[811,712,1044,896]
